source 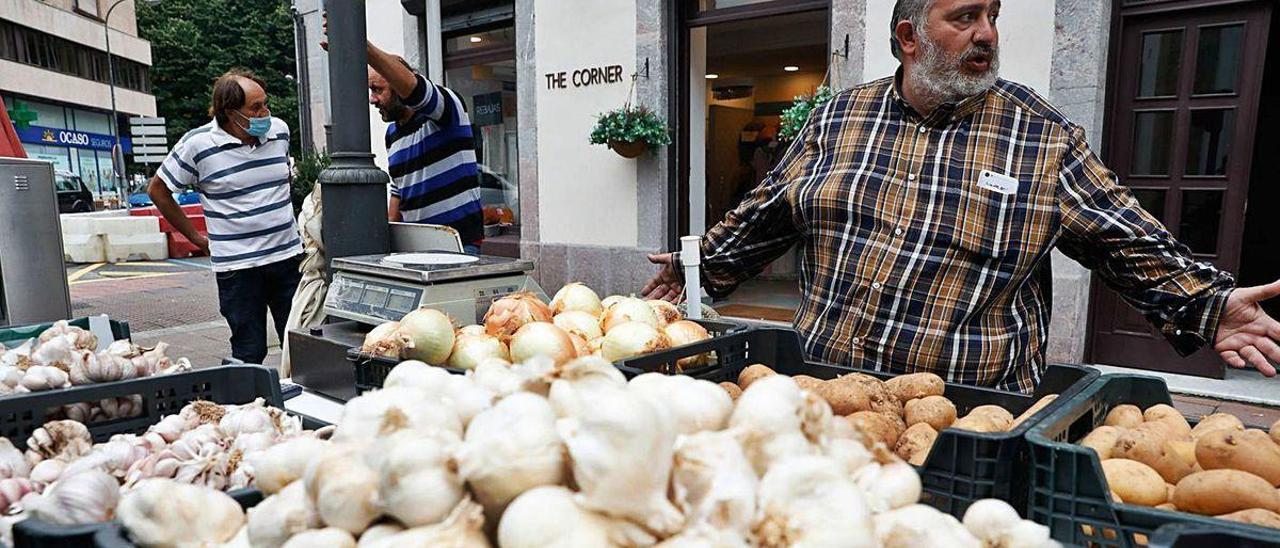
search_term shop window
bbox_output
[444,23,519,235]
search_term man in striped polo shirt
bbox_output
[148,69,303,364]
[365,43,484,253]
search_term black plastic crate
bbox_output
[1026,374,1280,547]
[9,367,285,548]
[90,488,265,548]
[1149,522,1280,548]
[621,327,1098,518]
[348,318,747,393]
[0,317,131,349]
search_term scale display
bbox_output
[328,275,424,323]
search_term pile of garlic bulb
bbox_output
[0,322,193,400]
[0,398,319,547]
[111,356,1059,547]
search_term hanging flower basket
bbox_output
[589,106,672,159]
[779,85,835,142]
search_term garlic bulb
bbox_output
[333,386,463,442]
[670,430,758,536]
[728,375,828,475]
[219,403,276,437]
[357,524,405,547]
[551,371,684,536]
[448,333,510,370]
[85,350,140,383]
[600,321,670,362]
[600,297,660,333]
[31,333,77,369]
[629,373,733,435]
[498,486,655,548]
[118,479,245,546]
[553,310,604,341]
[247,480,322,548]
[303,444,381,534]
[375,429,464,527]
[0,438,30,479]
[457,392,565,522]
[364,498,489,548]
[99,395,144,419]
[0,340,33,370]
[962,499,1059,548]
[281,528,357,548]
[383,360,452,392]
[874,504,981,547]
[26,420,93,463]
[656,527,751,548]
[26,469,119,525]
[851,448,922,513]
[0,478,32,513]
[20,365,70,391]
[379,363,493,427]
[0,366,22,388]
[754,455,875,547]
[37,321,97,350]
[248,437,329,494]
[29,459,66,490]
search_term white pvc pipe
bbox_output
[681,235,702,320]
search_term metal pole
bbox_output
[319,0,390,276]
[104,0,126,210]
[290,2,314,156]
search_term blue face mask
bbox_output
[235,111,272,137]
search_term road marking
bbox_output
[70,272,183,285]
[167,258,212,269]
[66,263,105,282]
[116,261,179,268]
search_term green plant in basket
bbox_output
[589,106,672,159]
[779,85,834,142]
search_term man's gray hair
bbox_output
[890,0,933,60]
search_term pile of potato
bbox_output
[1079,403,1280,529]
[723,365,1058,466]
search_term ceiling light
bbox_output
[784,65,799,72]
[705,73,719,79]
[469,36,483,43]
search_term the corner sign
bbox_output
[545,65,625,90]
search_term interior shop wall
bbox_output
[707,72,825,110]
[862,0,1054,93]
[534,0,639,247]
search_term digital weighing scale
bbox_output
[288,251,546,401]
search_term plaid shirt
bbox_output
[697,74,1235,392]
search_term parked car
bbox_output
[127,187,200,207]
[54,170,94,214]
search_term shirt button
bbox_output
[907,174,917,181]
[1175,329,1183,336]
[852,337,862,345]
[918,126,928,134]
[871,282,882,290]
[894,228,904,236]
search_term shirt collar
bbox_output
[209,118,269,146]
[891,66,992,126]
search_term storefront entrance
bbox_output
[676,0,830,322]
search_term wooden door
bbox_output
[1088,0,1272,377]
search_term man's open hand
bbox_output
[641,253,684,303]
[1215,280,1280,376]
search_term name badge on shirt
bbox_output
[977,170,1019,195]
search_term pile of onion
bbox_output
[509,322,577,366]
[663,320,713,369]
[448,333,510,370]
[360,321,409,358]
[485,293,553,342]
[647,299,683,326]
[553,311,603,341]
[600,321,670,362]
[600,297,660,333]
[397,308,456,364]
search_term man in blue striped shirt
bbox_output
[149,69,302,364]
[365,43,484,252]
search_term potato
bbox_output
[1111,429,1196,484]
[1104,404,1144,428]
[719,381,742,401]
[1190,413,1245,441]
[1195,428,1280,486]
[1156,503,1178,512]
[951,405,1015,433]
[1011,394,1058,429]
[904,396,957,431]
[848,411,904,449]
[813,381,872,415]
[1079,426,1122,460]
[1173,470,1280,515]
[792,375,824,391]
[738,364,776,389]
[1166,483,1176,503]
[1102,459,1168,507]
[1144,404,1192,438]
[885,372,944,403]
[894,422,938,466]
[835,373,903,418]
[1134,419,1188,442]
[1216,508,1280,529]
[1271,419,1279,446]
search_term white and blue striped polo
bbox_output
[386,74,484,245]
[157,118,302,272]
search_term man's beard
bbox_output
[379,96,409,123]
[910,28,1000,111]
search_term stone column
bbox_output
[829,0,867,89]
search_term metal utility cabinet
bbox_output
[0,158,72,326]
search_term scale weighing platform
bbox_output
[290,252,545,401]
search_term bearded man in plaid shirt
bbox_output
[644,0,1280,392]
